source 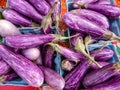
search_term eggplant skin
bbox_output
[82,63,120,88]
[87,76,120,90]
[3,9,32,27]
[0,44,44,87]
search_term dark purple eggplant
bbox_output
[83,62,120,88]
[8,0,43,23]
[0,44,44,87]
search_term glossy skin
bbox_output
[90,48,114,61]
[0,60,11,76]
[87,76,120,90]
[83,63,120,88]
[87,4,120,18]
[29,0,50,15]
[71,9,109,29]
[3,9,32,26]
[8,0,43,23]
[65,60,89,90]
[0,44,44,87]
[39,66,65,90]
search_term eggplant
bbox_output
[39,65,65,90]
[83,4,120,18]
[63,12,120,41]
[8,0,43,23]
[0,44,44,87]
[83,62,120,88]
[5,34,72,49]
[90,48,114,61]
[71,9,109,29]
[0,60,11,76]
[3,9,32,27]
[28,0,50,15]
[87,76,120,90]
[65,60,89,90]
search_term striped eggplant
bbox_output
[28,0,50,15]
[39,65,65,90]
[65,60,89,90]
[83,62,120,88]
[90,61,110,70]
[0,60,11,76]
[71,9,109,29]
[90,48,114,61]
[8,0,43,23]
[0,44,44,87]
[3,9,32,27]
[83,4,120,18]
[95,0,110,4]
[63,12,120,40]
[5,34,72,49]
[43,46,55,68]
[73,0,98,8]
[87,76,120,90]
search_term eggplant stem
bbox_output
[55,15,61,34]
[0,75,5,83]
[74,2,86,8]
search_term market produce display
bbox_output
[0,0,120,90]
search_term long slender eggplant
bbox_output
[5,34,74,49]
[83,62,120,88]
[0,60,11,76]
[63,12,120,41]
[0,44,44,87]
[3,9,32,27]
[87,76,120,90]
[65,60,89,90]
[71,9,109,29]
[28,0,50,15]
[8,0,43,23]
[90,48,114,61]
[39,65,65,90]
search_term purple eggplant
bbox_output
[43,46,55,68]
[83,62,120,88]
[63,12,120,41]
[90,61,110,70]
[83,4,120,18]
[65,60,89,90]
[90,48,114,61]
[8,0,43,23]
[0,44,44,87]
[3,9,32,27]
[5,34,72,49]
[87,76,120,90]
[39,65,65,90]
[0,60,11,76]
[71,9,109,29]
[73,0,98,8]
[28,0,50,15]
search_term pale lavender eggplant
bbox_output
[63,12,120,40]
[0,60,11,76]
[90,61,110,70]
[73,0,98,8]
[90,48,114,61]
[8,0,43,23]
[95,0,110,4]
[83,62,120,88]
[3,9,32,27]
[43,46,55,68]
[0,44,44,87]
[39,65,65,90]
[71,9,109,29]
[28,0,50,15]
[87,76,120,90]
[5,34,71,49]
[85,4,120,18]
[65,60,89,90]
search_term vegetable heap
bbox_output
[0,0,120,90]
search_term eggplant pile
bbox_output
[0,0,120,90]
